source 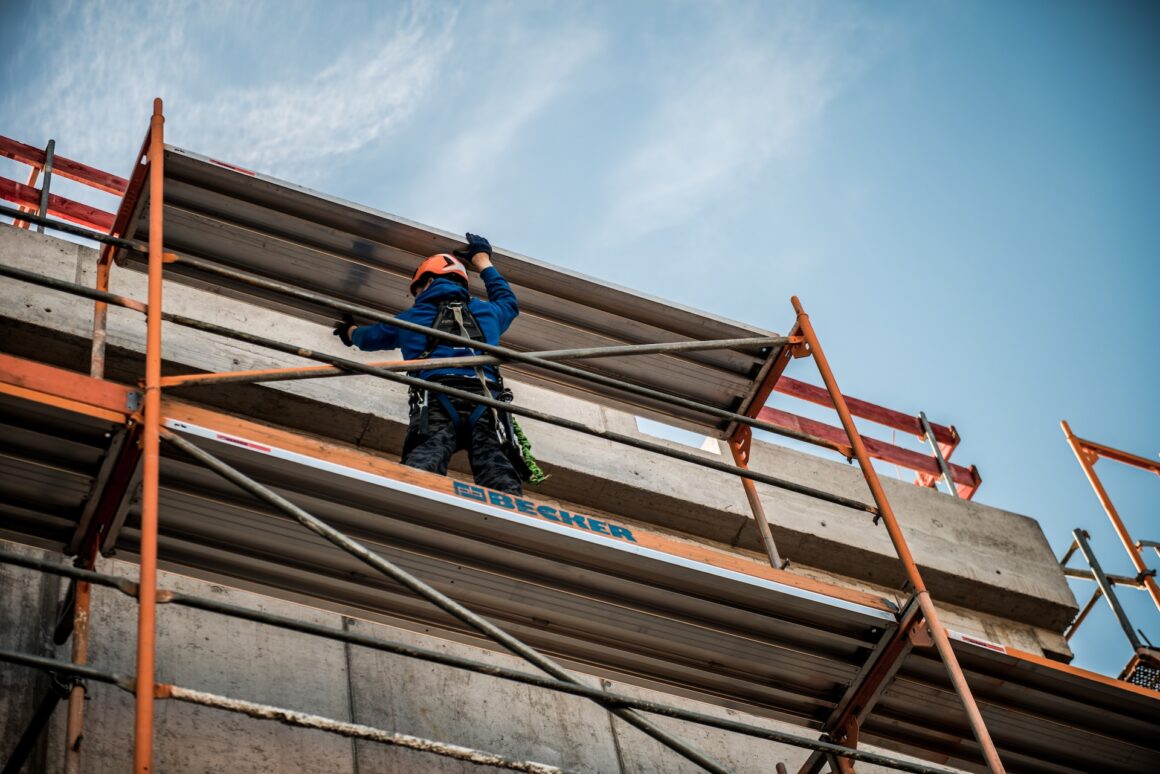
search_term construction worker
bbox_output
[332,233,527,494]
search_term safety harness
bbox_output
[408,300,546,483]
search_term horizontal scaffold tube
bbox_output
[0,557,956,774]
[0,649,568,773]
[0,646,957,774]
[0,264,874,513]
[160,685,572,774]
[0,262,147,313]
[0,648,134,692]
[0,259,790,385]
[0,204,140,251]
[158,430,734,774]
[159,334,801,388]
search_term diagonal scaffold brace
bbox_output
[157,429,734,774]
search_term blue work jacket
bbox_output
[351,267,519,383]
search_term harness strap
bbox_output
[410,298,507,442]
[417,387,430,435]
[451,304,511,445]
[430,388,492,442]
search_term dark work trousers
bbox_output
[403,381,523,496]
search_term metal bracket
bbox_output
[126,391,142,412]
[730,426,753,465]
[832,716,860,773]
[908,622,935,649]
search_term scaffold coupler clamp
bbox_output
[49,670,85,700]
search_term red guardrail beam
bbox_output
[0,136,128,195]
[758,405,980,498]
[0,177,115,232]
[773,376,958,448]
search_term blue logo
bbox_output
[452,481,637,543]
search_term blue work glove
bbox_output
[332,313,357,347]
[452,232,492,261]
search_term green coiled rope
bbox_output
[512,419,548,485]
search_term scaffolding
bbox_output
[1,100,1157,774]
[1058,422,1159,689]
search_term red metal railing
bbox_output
[754,378,981,499]
[0,135,127,232]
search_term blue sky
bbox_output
[1,0,1157,677]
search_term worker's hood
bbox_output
[414,277,470,306]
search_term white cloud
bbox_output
[1,0,455,183]
[599,7,870,242]
[402,21,604,227]
[183,8,456,180]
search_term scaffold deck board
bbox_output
[108,146,783,437]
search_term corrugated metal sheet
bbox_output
[108,147,783,436]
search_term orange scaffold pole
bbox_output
[791,297,1006,774]
[1061,420,1160,613]
[134,98,164,774]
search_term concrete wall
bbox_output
[0,539,946,773]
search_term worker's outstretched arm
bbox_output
[333,313,401,352]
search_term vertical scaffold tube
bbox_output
[728,435,785,569]
[1061,420,1160,613]
[134,98,164,774]
[90,260,111,378]
[64,562,93,774]
[791,297,1006,774]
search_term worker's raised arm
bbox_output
[455,233,518,330]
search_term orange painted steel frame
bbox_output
[134,98,165,774]
[1062,420,1160,613]
[0,128,130,759]
[790,297,1006,774]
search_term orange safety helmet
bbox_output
[410,253,469,296]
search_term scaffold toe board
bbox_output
[107,146,783,437]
